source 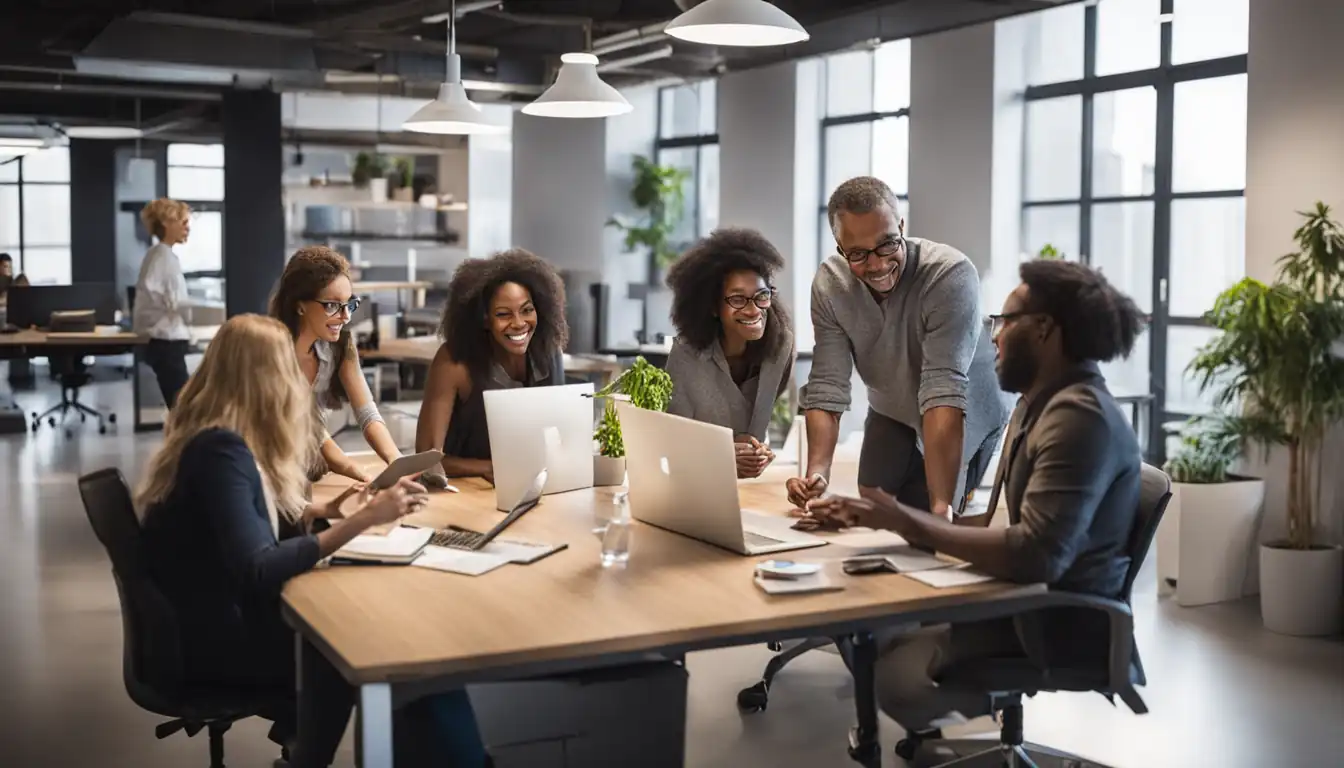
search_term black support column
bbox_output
[69,139,118,285]
[222,88,284,317]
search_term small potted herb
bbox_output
[592,357,673,486]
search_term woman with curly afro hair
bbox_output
[416,249,569,486]
[664,227,796,479]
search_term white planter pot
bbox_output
[1260,543,1344,636]
[593,454,626,487]
[369,177,388,203]
[1159,479,1265,606]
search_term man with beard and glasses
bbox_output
[789,176,1011,525]
[803,259,1148,738]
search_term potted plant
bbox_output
[606,155,690,286]
[391,157,415,202]
[1188,202,1344,635]
[1157,415,1266,607]
[352,152,389,202]
[591,357,673,486]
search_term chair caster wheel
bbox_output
[30,423,38,433]
[99,425,107,435]
[847,731,881,767]
[48,418,55,427]
[65,430,73,438]
[108,413,117,424]
[767,641,783,652]
[736,681,769,713]
[894,728,941,761]
[80,414,86,423]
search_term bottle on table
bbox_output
[601,491,632,568]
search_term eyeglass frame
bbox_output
[310,297,362,318]
[723,287,776,310]
[986,311,1048,340]
[837,236,904,264]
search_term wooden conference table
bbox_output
[284,462,1057,767]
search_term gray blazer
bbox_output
[986,363,1141,671]
[665,334,796,442]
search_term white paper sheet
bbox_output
[754,572,845,595]
[883,550,953,573]
[905,564,996,588]
[479,539,560,564]
[412,545,510,576]
[825,529,911,554]
[336,526,432,559]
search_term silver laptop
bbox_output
[617,402,826,556]
[484,382,595,512]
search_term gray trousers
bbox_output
[873,618,1025,732]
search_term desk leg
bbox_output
[847,631,881,767]
[359,683,395,768]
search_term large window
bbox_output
[1018,0,1248,455]
[0,147,72,286]
[167,143,225,274]
[655,80,718,244]
[818,39,911,260]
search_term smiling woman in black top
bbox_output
[135,314,451,766]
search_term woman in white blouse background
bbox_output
[134,198,193,409]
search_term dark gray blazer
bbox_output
[986,363,1141,669]
[665,334,795,442]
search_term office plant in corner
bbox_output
[606,155,690,285]
[1188,202,1344,636]
[592,357,673,486]
[1158,415,1266,607]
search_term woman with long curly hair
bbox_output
[664,227,796,479]
[269,246,401,482]
[416,249,569,485]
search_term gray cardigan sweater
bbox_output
[800,238,1012,497]
[666,332,795,442]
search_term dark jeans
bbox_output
[856,409,1002,517]
[143,338,190,409]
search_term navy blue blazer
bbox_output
[140,428,320,685]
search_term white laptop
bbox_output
[617,402,826,556]
[484,383,596,512]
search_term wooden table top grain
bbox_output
[285,463,1042,685]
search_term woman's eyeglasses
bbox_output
[839,237,902,264]
[724,288,775,310]
[313,298,361,317]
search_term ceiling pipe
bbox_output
[422,0,503,24]
[592,32,668,58]
[591,21,669,50]
[0,80,223,101]
[596,45,674,73]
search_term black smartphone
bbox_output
[842,556,894,576]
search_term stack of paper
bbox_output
[412,546,510,576]
[905,564,996,588]
[333,526,433,564]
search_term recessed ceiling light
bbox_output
[64,126,144,139]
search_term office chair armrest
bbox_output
[1032,591,1145,715]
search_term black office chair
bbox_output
[32,352,115,436]
[889,463,1172,767]
[78,468,279,768]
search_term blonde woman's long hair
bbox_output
[137,314,318,523]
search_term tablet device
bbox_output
[369,450,445,490]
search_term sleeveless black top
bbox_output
[442,349,566,460]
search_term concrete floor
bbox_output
[2,374,1343,768]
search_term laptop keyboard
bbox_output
[744,530,785,547]
[430,528,485,550]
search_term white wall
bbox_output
[604,86,658,348]
[467,105,515,259]
[1244,0,1344,550]
[909,24,997,283]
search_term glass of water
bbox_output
[601,491,632,568]
[594,490,624,537]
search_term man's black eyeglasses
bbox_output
[724,288,775,310]
[987,311,1042,338]
[838,237,902,264]
[314,298,361,317]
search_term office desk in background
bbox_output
[288,463,1046,768]
[368,336,626,390]
[0,328,145,427]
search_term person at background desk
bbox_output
[803,259,1147,739]
[136,314,465,766]
[133,198,193,409]
[664,228,795,479]
[270,246,401,483]
[417,249,568,487]
[787,176,1011,522]
[0,252,29,306]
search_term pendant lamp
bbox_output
[522,53,633,118]
[403,0,506,134]
[665,0,809,48]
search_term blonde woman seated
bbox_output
[136,315,434,765]
[270,246,401,482]
[664,228,797,479]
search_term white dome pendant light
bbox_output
[665,0,809,48]
[523,52,633,119]
[403,0,506,134]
